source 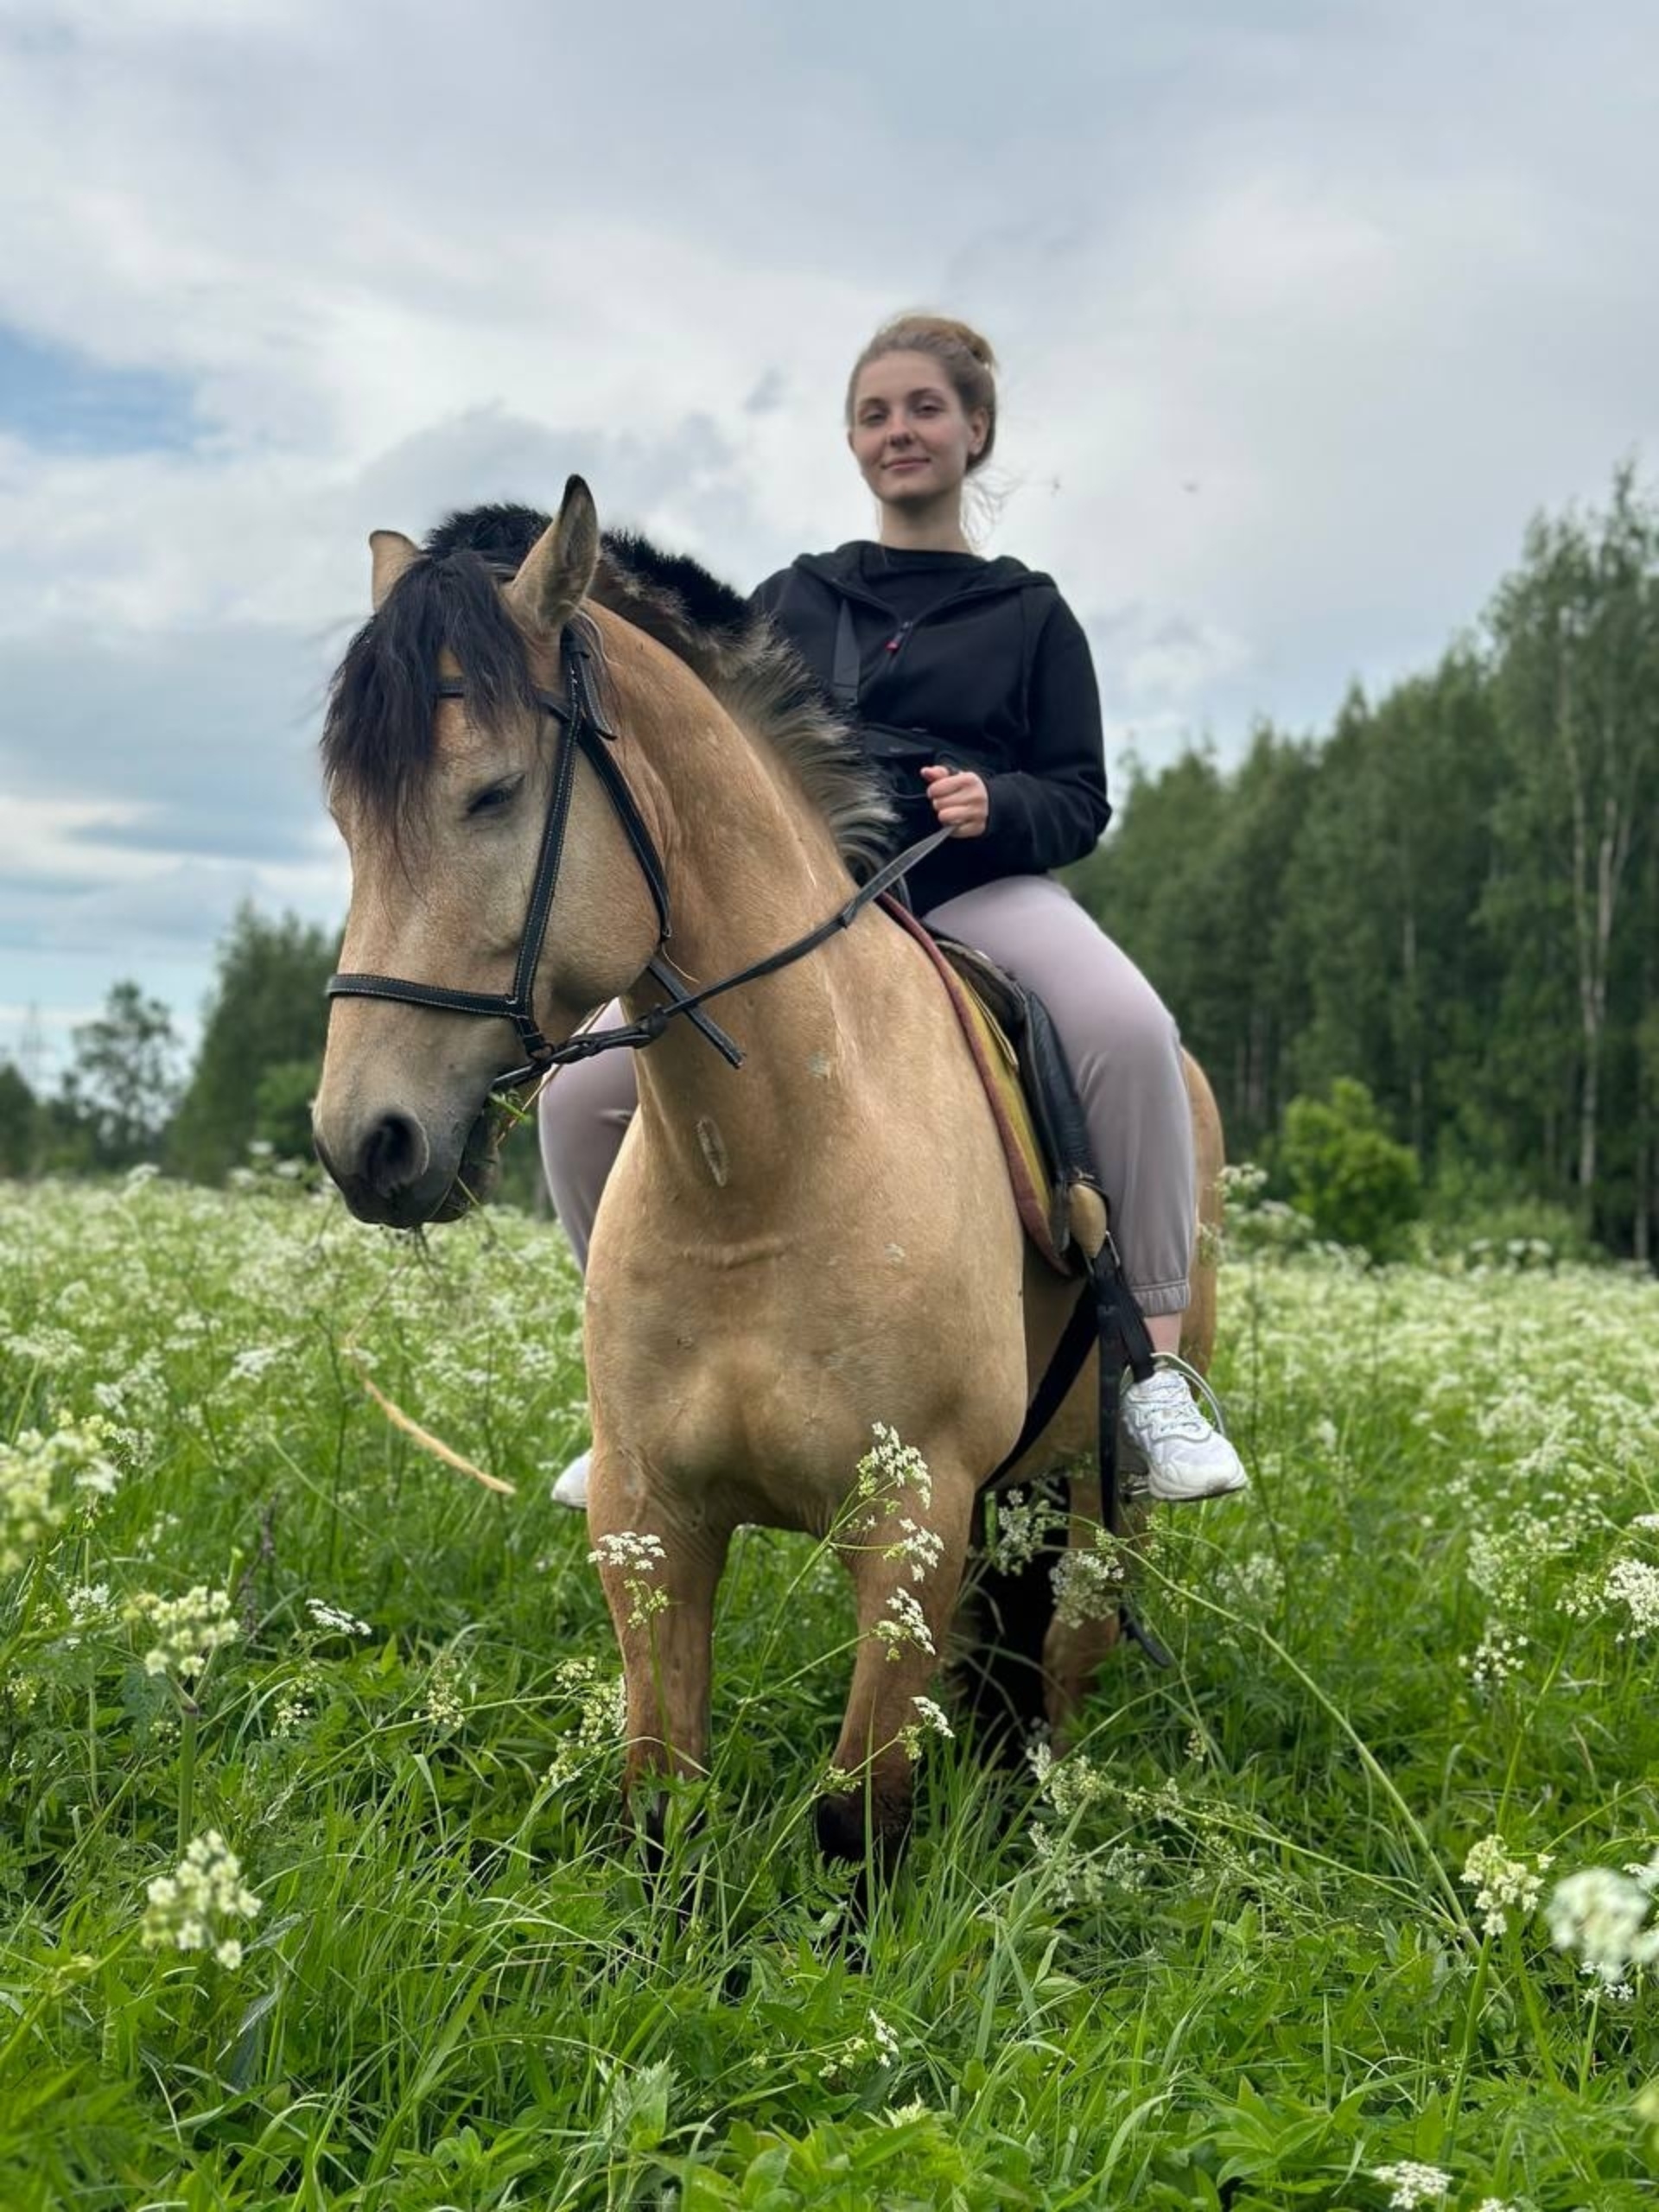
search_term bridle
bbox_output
[326,623,948,1090]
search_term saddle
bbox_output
[880,896,1173,1668]
[879,898,1103,1278]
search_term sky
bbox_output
[2,0,1656,1081]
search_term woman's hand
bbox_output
[920,763,989,838]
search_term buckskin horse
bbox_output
[311,480,1224,1864]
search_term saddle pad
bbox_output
[879,896,1073,1276]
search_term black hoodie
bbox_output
[751,541,1110,912]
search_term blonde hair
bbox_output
[845,313,999,473]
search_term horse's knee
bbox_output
[815,1781,913,1870]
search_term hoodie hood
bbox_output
[790,543,1056,607]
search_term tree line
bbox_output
[1065,462,1659,1262]
[3,464,1654,1261]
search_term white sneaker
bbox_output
[1121,1367,1249,1503]
[552,1448,591,1511]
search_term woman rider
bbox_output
[542,313,1248,1510]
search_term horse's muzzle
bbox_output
[313,1098,499,1227]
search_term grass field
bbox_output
[2,1169,1656,2210]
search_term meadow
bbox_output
[2,1166,1656,2210]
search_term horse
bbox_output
[311,479,1225,1865]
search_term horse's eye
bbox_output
[466,778,522,818]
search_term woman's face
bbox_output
[848,350,987,512]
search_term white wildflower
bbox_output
[1463,1618,1529,1692]
[305,1598,372,1638]
[419,1654,471,1730]
[588,1530,671,1629]
[1029,1740,1112,1819]
[855,1423,932,1510]
[140,1832,262,1967]
[1604,1558,1659,1639]
[986,1484,1067,1573]
[873,1587,934,1661]
[1545,1862,1659,1985]
[1052,1544,1123,1629]
[271,1687,311,1738]
[1215,1548,1286,1618]
[898,1694,954,1762]
[1372,2162,1452,2209]
[126,1586,239,1681]
[0,1418,121,1573]
[544,1656,626,1787]
[1460,1834,1552,1938]
[883,1516,943,1584]
[588,1530,667,1572]
[228,1345,283,1382]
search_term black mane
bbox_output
[322,503,892,867]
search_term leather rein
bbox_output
[326,624,950,1090]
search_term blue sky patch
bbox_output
[0,324,200,454]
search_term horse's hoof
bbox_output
[814,1787,912,1871]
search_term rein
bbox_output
[326,625,951,1090]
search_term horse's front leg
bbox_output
[587,1459,728,1832]
[817,1471,974,1871]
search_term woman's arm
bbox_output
[971,594,1110,868]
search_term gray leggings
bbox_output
[537,873,1193,1314]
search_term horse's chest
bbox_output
[588,1256,948,1496]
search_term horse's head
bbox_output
[312,479,665,1227]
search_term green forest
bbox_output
[4,465,1656,1264]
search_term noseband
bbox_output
[326,622,950,1090]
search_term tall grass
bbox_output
[1,1170,1655,2209]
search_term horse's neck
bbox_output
[612,668,889,1182]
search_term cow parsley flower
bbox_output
[0,1418,121,1573]
[898,1694,954,1762]
[1544,1857,1659,1984]
[1371,2162,1451,2209]
[126,1586,239,1681]
[986,1484,1068,1573]
[306,1597,372,1639]
[855,1424,932,1510]
[1461,1834,1552,1937]
[588,1530,670,1628]
[1463,1618,1529,1691]
[874,1587,935,1660]
[884,1516,943,1584]
[140,1832,262,1969]
[1052,1544,1123,1628]
[1604,1558,1659,1639]
[545,1656,626,1787]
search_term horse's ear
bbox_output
[507,475,601,636]
[369,530,421,612]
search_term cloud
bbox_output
[1,0,1656,1068]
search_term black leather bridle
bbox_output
[326,625,949,1091]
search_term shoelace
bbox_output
[1125,1370,1214,1444]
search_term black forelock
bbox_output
[321,504,855,843]
[321,544,539,823]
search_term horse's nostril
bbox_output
[362,1110,423,1198]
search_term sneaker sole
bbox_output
[1128,1469,1250,1504]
